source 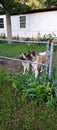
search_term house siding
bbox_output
[0,10,57,38]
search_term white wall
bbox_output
[28,11,57,38]
[0,10,57,38]
[0,15,7,37]
[37,11,57,36]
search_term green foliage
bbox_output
[37,32,56,42]
[0,7,5,14]
[0,0,15,12]
[11,71,57,108]
[0,42,45,57]
[27,0,44,9]
[0,66,57,130]
[0,0,30,14]
[0,33,6,38]
[44,0,57,7]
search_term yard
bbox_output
[0,41,57,130]
[0,41,46,74]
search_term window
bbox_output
[20,16,26,28]
[0,18,4,28]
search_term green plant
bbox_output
[0,67,57,130]
[0,33,6,39]
[24,37,32,41]
[37,32,56,42]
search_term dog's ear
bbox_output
[19,53,26,60]
[27,51,31,55]
[32,51,36,56]
[24,53,26,56]
[26,51,30,57]
[26,51,32,60]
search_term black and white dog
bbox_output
[19,53,30,74]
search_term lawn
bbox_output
[0,42,57,130]
[0,66,57,130]
[0,41,57,76]
[0,42,46,57]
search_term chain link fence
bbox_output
[52,44,57,78]
[0,38,56,77]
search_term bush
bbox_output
[11,71,57,107]
[0,33,6,39]
[37,32,56,42]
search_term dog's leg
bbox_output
[23,63,29,74]
[31,63,38,78]
[26,63,29,71]
[40,65,43,73]
[22,62,26,74]
[23,65,26,74]
[34,69,38,78]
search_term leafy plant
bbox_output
[0,66,57,130]
[37,32,56,42]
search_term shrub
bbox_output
[37,32,56,42]
[0,33,6,39]
[11,71,57,107]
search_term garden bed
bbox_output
[0,59,23,75]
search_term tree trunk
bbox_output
[6,11,12,40]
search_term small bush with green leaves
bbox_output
[11,71,57,107]
[37,32,56,42]
[0,65,57,107]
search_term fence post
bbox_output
[45,41,49,74]
[49,42,54,77]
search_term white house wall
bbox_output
[38,11,57,36]
[28,11,57,38]
[0,15,7,37]
[11,14,30,38]
[0,10,57,38]
[11,15,20,37]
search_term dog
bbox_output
[38,52,46,73]
[27,51,39,78]
[39,51,49,73]
[19,51,37,75]
[19,51,49,78]
[19,53,30,74]
[27,51,48,78]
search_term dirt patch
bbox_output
[0,59,23,75]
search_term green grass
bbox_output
[0,42,57,130]
[0,42,45,57]
[0,67,57,130]
[0,41,57,75]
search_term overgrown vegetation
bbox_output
[0,65,57,130]
[0,42,57,129]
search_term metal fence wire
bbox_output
[0,39,55,77]
[52,44,57,78]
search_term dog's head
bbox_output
[19,53,27,60]
[26,51,36,60]
[19,51,36,61]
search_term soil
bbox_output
[0,59,23,75]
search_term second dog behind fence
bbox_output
[19,51,49,78]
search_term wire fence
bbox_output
[52,44,57,78]
[0,38,56,77]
